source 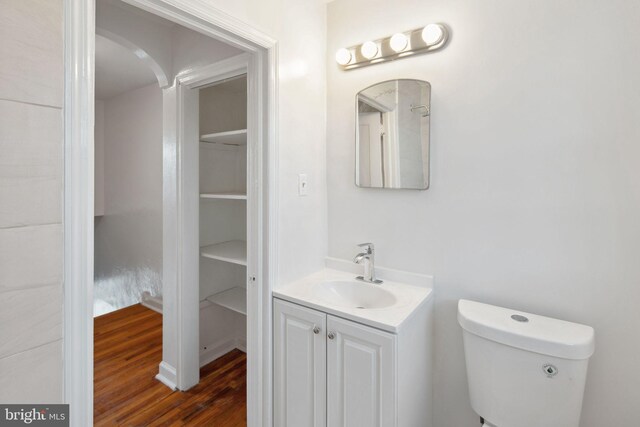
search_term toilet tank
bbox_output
[458,300,595,427]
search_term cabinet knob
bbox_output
[327,332,335,340]
[313,326,321,335]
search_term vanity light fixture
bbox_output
[422,24,445,45]
[389,33,409,52]
[360,41,379,59]
[335,23,449,70]
[335,48,352,66]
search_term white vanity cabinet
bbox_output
[274,297,432,427]
[326,315,396,427]
[274,299,327,427]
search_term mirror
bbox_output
[356,79,430,189]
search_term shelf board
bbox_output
[200,129,247,146]
[200,240,247,266]
[205,287,246,315]
[200,191,247,200]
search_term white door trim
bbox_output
[63,1,95,426]
[63,1,278,426]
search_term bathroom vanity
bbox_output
[273,267,434,427]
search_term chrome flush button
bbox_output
[511,314,529,322]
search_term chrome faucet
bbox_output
[353,243,383,284]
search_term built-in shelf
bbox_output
[205,287,247,315]
[200,240,247,266]
[200,191,247,200]
[200,129,247,146]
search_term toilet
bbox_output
[458,299,595,427]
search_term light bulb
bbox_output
[360,41,378,59]
[422,24,444,45]
[335,48,352,66]
[389,33,409,52]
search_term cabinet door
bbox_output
[327,315,397,427]
[274,299,327,427]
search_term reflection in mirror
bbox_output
[356,79,430,189]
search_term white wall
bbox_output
[94,84,163,314]
[198,0,329,285]
[97,0,328,292]
[327,0,640,426]
[0,0,63,403]
[96,0,243,88]
[171,25,242,78]
[0,0,328,409]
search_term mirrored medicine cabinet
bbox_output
[356,79,430,190]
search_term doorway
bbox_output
[64,0,276,425]
[93,33,163,317]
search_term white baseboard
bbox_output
[156,361,177,390]
[140,293,163,314]
[200,338,246,367]
[140,295,216,314]
[152,301,245,385]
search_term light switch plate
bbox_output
[298,174,308,196]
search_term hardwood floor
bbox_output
[94,304,246,426]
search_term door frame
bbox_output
[160,54,254,391]
[63,1,278,426]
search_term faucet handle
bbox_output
[357,242,374,253]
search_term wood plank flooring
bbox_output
[94,304,246,426]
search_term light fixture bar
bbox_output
[336,23,449,70]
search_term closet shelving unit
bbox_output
[199,242,248,315]
[198,75,249,348]
[200,129,247,146]
[199,129,247,201]
[200,191,247,200]
[205,287,247,315]
[200,240,246,266]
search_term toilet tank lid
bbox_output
[458,299,595,360]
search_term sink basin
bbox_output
[274,268,434,332]
[312,280,397,309]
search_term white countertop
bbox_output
[273,268,433,333]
